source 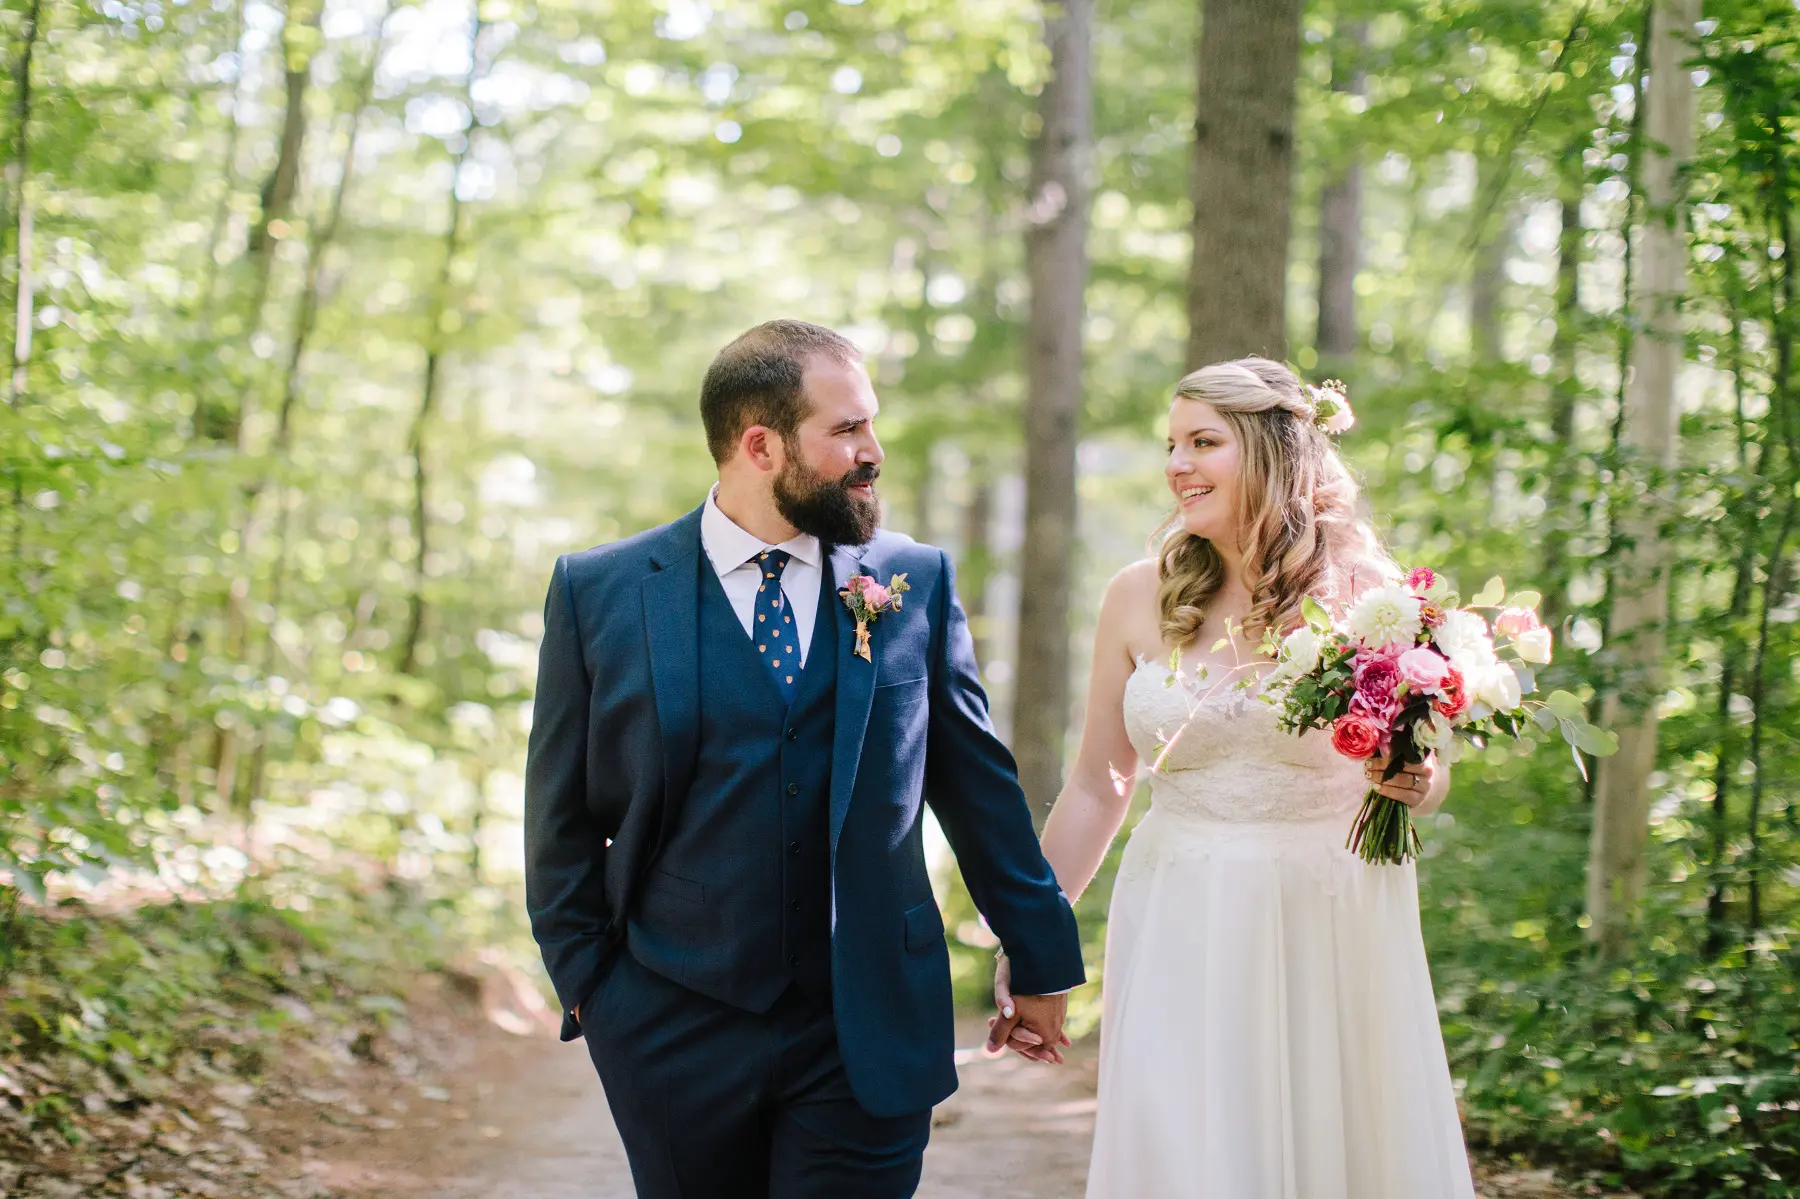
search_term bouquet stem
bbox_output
[1346,789,1423,865]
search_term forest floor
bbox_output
[285,973,1615,1199]
[2,962,1625,1198]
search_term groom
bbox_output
[524,319,1085,1197]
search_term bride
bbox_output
[990,358,1477,1198]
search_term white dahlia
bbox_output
[1432,608,1497,674]
[1343,583,1424,651]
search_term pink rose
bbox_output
[1406,567,1437,593]
[1331,711,1385,760]
[1493,607,1542,639]
[861,581,891,609]
[1352,649,1402,709]
[1396,646,1450,692]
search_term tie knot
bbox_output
[757,549,792,580]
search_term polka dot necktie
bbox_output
[752,549,799,703]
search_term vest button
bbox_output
[789,899,801,912]
[786,782,800,796]
[789,955,800,967]
[786,728,798,741]
[788,841,800,855]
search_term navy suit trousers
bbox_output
[583,952,932,1198]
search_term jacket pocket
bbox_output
[644,868,705,906]
[903,899,945,953]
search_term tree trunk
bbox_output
[1541,143,1585,628]
[1314,30,1365,362]
[962,475,996,667]
[1186,0,1302,368]
[239,0,323,353]
[1742,85,1796,939]
[399,7,484,675]
[1012,0,1092,825]
[193,0,252,444]
[3,0,42,408]
[1585,0,1699,955]
[1470,156,1516,364]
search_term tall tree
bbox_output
[1541,141,1586,628]
[1013,0,1093,825]
[1586,0,1700,955]
[399,6,485,675]
[1314,27,1366,363]
[3,0,42,407]
[1186,0,1303,368]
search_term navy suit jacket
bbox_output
[524,504,1085,1116]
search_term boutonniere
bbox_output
[839,573,910,662]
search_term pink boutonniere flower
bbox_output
[840,572,910,662]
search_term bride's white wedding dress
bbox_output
[1087,659,1477,1198]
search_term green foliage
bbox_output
[0,0,1795,1192]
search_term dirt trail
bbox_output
[290,979,1592,1199]
[303,1009,1094,1198]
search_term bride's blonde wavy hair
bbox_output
[1156,356,1386,648]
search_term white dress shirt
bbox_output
[701,487,824,666]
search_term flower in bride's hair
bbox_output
[1308,382,1355,435]
[1406,567,1437,593]
[1344,582,1423,651]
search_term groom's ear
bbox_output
[738,424,783,474]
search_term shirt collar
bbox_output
[701,485,823,576]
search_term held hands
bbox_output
[1363,752,1436,807]
[986,951,1072,1064]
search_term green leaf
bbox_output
[1505,590,1542,611]
[1472,576,1505,607]
[1545,690,1585,721]
[1301,595,1329,627]
[1211,637,1229,652]
[1573,721,1620,757]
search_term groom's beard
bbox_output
[773,453,881,546]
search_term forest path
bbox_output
[293,983,1598,1199]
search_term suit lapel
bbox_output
[828,541,875,856]
[643,508,704,838]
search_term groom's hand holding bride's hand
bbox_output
[986,951,1072,1064]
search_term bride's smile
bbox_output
[1165,399,1241,544]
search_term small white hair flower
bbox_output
[1306,381,1355,435]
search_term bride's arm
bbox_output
[1037,563,1152,904]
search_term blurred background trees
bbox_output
[2,0,1798,1192]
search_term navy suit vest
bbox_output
[623,553,836,1013]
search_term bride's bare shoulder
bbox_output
[1098,560,1163,660]
[1104,559,1160,610]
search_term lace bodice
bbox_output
[1122,659,1366,824]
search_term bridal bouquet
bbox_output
[1260,568,1616,865]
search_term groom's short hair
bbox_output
[700,320,862,464]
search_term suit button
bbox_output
[789,900,801,912]
[789,841,800,855]
[786,782,800,797]
[789,955,800,967]
[786,728,798,742]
